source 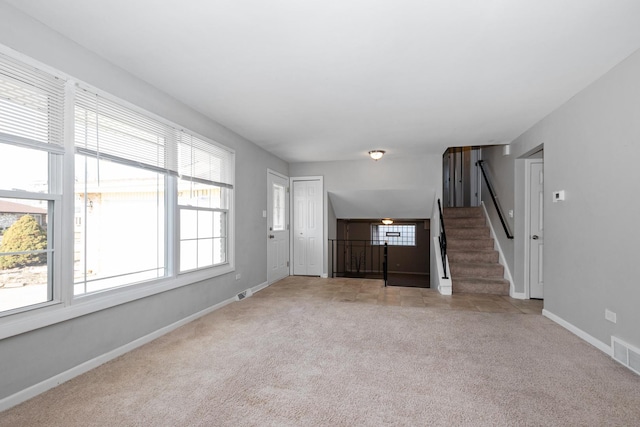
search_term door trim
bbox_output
[522,158,544,299]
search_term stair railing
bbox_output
[477,160,514,239]
[437,199,449,279]
[328,239,387,279]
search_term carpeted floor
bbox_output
[1,277,639,426]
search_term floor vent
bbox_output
[235,289,253,301]
[612,337,640,376]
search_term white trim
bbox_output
[432,236,452,295]
[0,285,259,412]
[251,280,270,294]
[480,202,520,299]
[0,265,234,340]
[543,309,612,356]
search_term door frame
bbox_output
[267,169,290,284]
[526,159,544,299]
[290,176,324,277]
[520,154,544,299]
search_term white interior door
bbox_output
[529,161,544,299]
[293,179,322,276]
[267,171,289,284]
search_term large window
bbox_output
[0,52,64,315]
[0,49,234,321]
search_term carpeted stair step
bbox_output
[443,207,484,218]
[452,277,510,295]
[447,249,499,264]
[447,238,495,251]
[443,206,508,296]
[450,262,504,278]
[447,226,490,239]
[445,216,486,228]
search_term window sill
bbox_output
[0,263,234,340]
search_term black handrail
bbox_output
[437,199,449,279]
[477,160,514,239]
[328,239,387,279]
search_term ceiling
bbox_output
[7,0,640,163]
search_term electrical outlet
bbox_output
[235,273,241,280]
[605,309,617,323]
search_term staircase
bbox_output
[444,207,509,295]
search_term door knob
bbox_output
[532,235,539,240]
[269,234,275,239]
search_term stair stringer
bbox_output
[480,202,522,299]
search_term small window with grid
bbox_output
[371,224,416,246]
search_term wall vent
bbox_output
[235,288,253,302]
[612,337,640,376]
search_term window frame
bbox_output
[371,223,417,247]
[0,47,235,340]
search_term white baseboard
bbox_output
[0,289,250,412]
[510,291,526,300]
[251,281,269,294]
[432,236,452,295]
[321,273,328,278]
[481,202,516,297]
[543,309,612,356]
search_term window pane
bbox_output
[180,209,197,240]
[0,144,49,192]
[177,180,228,209]
[198,211,213,238]
[74,155,166,295]
[180,240,197,272]
[273,183,285,231]
[213,212,224,238]
[371,224,416,246]
[179,208,227,273]
[0,199,52,313]
[197,238,213,268]
[214,237,226,265]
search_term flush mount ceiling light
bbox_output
[368,150,385,161]
[382,218,393,225]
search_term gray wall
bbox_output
[290,155,441,276]
[482,47,640,350]
[0,3,287,400]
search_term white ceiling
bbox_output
[7,0,640,163]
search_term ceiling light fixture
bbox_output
[382,218,393,225]
[368,150,385,161]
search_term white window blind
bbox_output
[75,86,234,188]
[0,52,65,148]
[75,87,174,173]
[178,132,233,188]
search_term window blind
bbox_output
[0,52,65,148]
[75,86,233,188]
[178,132,233,188]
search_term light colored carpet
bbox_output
[2,280,639,426]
